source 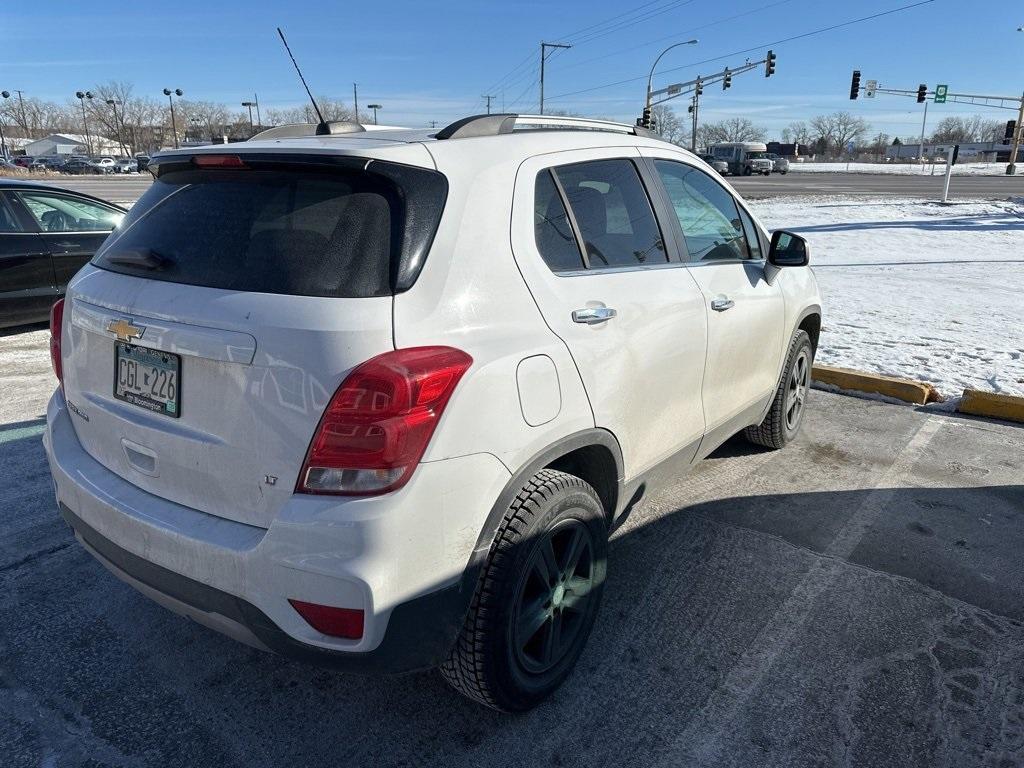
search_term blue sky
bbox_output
[3,0,1022,139]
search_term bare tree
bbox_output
[781,120,812,146]
[0,96,74,138]
[700,117,766,144]
[266,96,357,126]
[810,111,870,156]
[651,105,688,146]
[178,99,231,142]
[931,115,1006,144]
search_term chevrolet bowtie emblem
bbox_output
[107,318,145,342]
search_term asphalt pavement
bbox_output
[2,329,1022,767]
[37,169,1024,206]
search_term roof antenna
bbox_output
[276,27,328,131]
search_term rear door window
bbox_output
[553,159,666,269]
[534,170,584,272]
[93,161,447,298]
[16,191,122,233]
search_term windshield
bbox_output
[749,152,769,159]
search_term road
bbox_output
[42,170,1024,206]
[2,329,1023,767]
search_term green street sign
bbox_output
[934,84,948,104]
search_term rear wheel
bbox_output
[441,470,607,711]
[744,330,812,449]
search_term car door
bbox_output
[0,191,56,327]
[12,189,123,291]
[639,149,785,436]
[511,149,708,479]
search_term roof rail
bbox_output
[248,121,367,141]
[434,113,663,141]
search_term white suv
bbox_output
[44,114,821,712]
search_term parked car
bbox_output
[12,156,34,168]
[44,114,821,712]
[0,179,125,328]
[767,153,790,174]
[62,158,97,175]
[707,142,774,175]
[135,155,151,172]
[699,153,730,175]
[89,157,117,174]
[115,157,138,174]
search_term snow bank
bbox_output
[789,162,1009,176]
[750,196,1024,404]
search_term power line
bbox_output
[547,0,937,103]
[569,0,700,47]
[560,0,796,73]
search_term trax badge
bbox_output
[107,318,145,342]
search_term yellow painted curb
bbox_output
[811,365,942,406]
[958,390,1024,424]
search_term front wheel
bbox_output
[441,470,607,711]
[743,166,753,176]
[744,330,813,449]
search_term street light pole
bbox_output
[0,91,10,159]
[163,88,183,149]
[539,42,572,115]
[241,101,256,136]
[645,39,699,111]
[253,93,261,129]
[367,104,382,125]
[918,99,929,171]
[75,91,94,156]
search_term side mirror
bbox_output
[768,230,809,267]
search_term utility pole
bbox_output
[429,120,437,129]
[539,42,571,115]
[1007,90,1024,175]
[254,93,261,129]
[353,83,359,121]
[482,94,495,114]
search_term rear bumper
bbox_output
[44,390,510,674]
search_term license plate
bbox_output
[114,343,181,418]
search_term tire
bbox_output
[780,170,788,175]
[743,166,753,176]
[744,330,813,450]
[441,469,607,712]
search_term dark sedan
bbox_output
[0,179,125,329]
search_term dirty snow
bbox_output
[751,196,1024,404]
[790,162,1010,176]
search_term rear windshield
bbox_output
[93,160,447,298]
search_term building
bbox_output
[886,141,1022,162]
[23,134,129,157]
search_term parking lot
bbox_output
[2,329,1022,767]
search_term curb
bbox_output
[958,390,1024,424]
[811,365,942,406]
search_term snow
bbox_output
[790,162,1009,176]
[750,196,1024,405]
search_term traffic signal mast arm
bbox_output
[850,78,1022,112]
[648,54,772,106]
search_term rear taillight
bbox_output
[49,298,65,387]
[297,346,473,496]
[289,600,364,639]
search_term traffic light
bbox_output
[765,50,776,77]
[640,107,652,129]
[687,104,694,114]
[1005,120,1017,145]
[916,84,927,104]
[849,70,861,100]
[695,80,703,97]
[723,69,732,90]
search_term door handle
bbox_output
[53,241,80,249]
[572,307,617,325]
[710,297,735,312]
